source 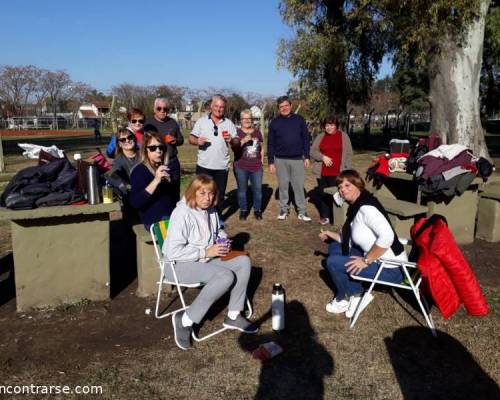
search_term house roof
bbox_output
[94,100,111,109]
[80,109,97,117]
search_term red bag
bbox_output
[89,152,112,173]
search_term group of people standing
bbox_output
[108,93,355,228]
[105,94,406,351]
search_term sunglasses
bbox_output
[131,119,144,124]
[156,107,168,112]
[213,124,218,136]
[146,144,165,152]
[118,135,135,143]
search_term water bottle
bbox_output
[272,283,285,331]
[102,180,114,204]
[86,164,101,205]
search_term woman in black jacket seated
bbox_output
[319,169,407,318]
[129,132,177,230]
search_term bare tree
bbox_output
[0,65,42,116]
[40,70,73,129]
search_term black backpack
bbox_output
[406,143,429,174]
[476,157,495,182]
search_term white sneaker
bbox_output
[298,213,312,222]
[277,211,288,220]
[346,293,374,318]
[326,298,350,314]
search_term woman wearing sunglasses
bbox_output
[110,127,140,186]
[130,132,177,229]
[106,108,145,157]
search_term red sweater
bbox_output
[319,131,342,176]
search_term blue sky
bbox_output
[1,0,391,96]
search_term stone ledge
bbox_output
[132,224,152,244]
[0,202,121,221]
[480,186,500,201]
[375,195,428,217]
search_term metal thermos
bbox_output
[86,164,101,205]
[272,283,285,331]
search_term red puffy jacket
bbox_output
[411,216,488,319]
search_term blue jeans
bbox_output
[234,167,263,212]
[325,241,403,300]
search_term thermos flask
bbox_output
[272,283,285,331]
[86,164,101,205]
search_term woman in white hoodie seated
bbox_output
[163,174,257,350]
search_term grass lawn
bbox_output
[0,134,498,399]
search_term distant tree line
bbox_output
[0,66,279,127]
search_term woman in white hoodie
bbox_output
[163,174,257,350]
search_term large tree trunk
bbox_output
[325,0,348,116]
[428,0,490,158]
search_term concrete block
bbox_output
[476,197,500,242]
[132,225,164,298]
[425,188,479,245]
[12,214,110,311]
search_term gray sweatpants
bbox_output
[275,157,306,214]
[164,255,251,324]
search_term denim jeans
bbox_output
[325,241,403,300]
[196,165,228,215]
[234,167,263,212]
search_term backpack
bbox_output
[406,138,429,174]
[476,157,495,182]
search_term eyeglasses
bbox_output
[146,145,165,152]
[118,135,135,143]
[131,119,144,124]
[241,118,252,121]
[213,124,218,136]
[156,107,168,112]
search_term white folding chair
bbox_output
[150,220,253,342]
[348,239,436,337]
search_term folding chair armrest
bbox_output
[398,237,412,246]
[379,258,417,269]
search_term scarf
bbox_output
[341,189,404,256]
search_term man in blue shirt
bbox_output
[268,96,311,221]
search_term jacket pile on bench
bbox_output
[0,158,81,210]
[415,144,479,197]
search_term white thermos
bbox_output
[272,283,285,331]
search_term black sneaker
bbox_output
[223,315,258,334]
[254,210,263,220]
[239,210,248,221]
[172,311,192,350]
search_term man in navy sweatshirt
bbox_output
[268,96,311,221]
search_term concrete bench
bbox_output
[375,195,428,238]
[132,224,166,297]
[476,185,500,242]
[0,203,120,311]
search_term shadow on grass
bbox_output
[238,300,334,400]
[385,327,500,399]
[199,265,263,326]
[0,252,15,307]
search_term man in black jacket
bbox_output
[268,96,311,221]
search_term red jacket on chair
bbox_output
[411,215,489,319]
